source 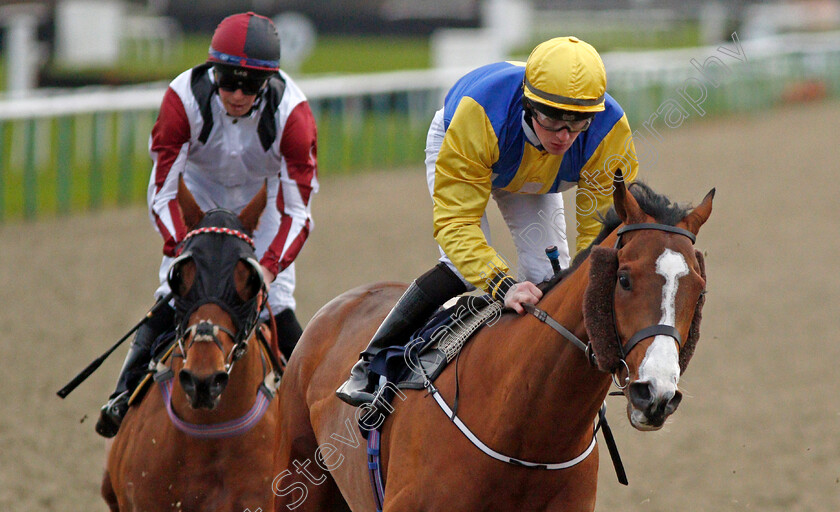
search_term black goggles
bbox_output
[529,108,592,133]
[215,71,266,96]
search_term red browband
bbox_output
[181,226,255,249]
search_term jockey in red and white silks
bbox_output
[147,64,318,315]
[95,11,317,439]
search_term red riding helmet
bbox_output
[208,12,281,80]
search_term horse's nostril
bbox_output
[179,369,198,396]
[665,390,683,416]
[209,371,229,397]
[178,369,228,403]
[629,381,653,409]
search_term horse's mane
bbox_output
[539,181,693,292]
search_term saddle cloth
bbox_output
[369,294,503,392]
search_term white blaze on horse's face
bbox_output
[636,249,689,403]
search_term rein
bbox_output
[520,303,626,484]
[522,303,595,362]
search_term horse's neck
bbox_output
[171,340,266,424]
[537,259,612,412]
[475,258,611,455]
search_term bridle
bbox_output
[526,222,698,387]
[150,208,282,440]
[169,217,268,376]
[607,223,696,388]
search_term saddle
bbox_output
[365,294,503,410]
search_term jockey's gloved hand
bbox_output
[503,281,543,315]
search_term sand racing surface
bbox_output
[1,100,838,511]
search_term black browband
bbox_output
[615,223,696,246]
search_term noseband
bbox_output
[178,320,247,373]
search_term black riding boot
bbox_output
[273,308,303,360]
[95,303,174,438]
[336,264,466,406]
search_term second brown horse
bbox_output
[102,178,281,512]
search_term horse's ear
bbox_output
[178,175,204,230]
[681,188,715,235]
[239,180,267,233]
[612,170,643,223]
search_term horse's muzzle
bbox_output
[627,381,683,430]
[179,368,229,409]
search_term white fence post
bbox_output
[0,4,48,97]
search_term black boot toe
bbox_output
[94,392,129,438]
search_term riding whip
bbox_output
[545,245,563,275]
[56,292,174,399]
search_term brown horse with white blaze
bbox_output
[102,178,282,511]
[274,175,713,511]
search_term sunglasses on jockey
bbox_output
[214,69,267,96]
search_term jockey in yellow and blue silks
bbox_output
[337,37,638,407]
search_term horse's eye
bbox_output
[618,274,632,290]
[235,260,263,301]
[168,259,195,297]
[248,270,263,293]
[170,267,182,293]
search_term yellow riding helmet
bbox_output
[523,36,606,115]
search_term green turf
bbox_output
[43,34,430,86]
